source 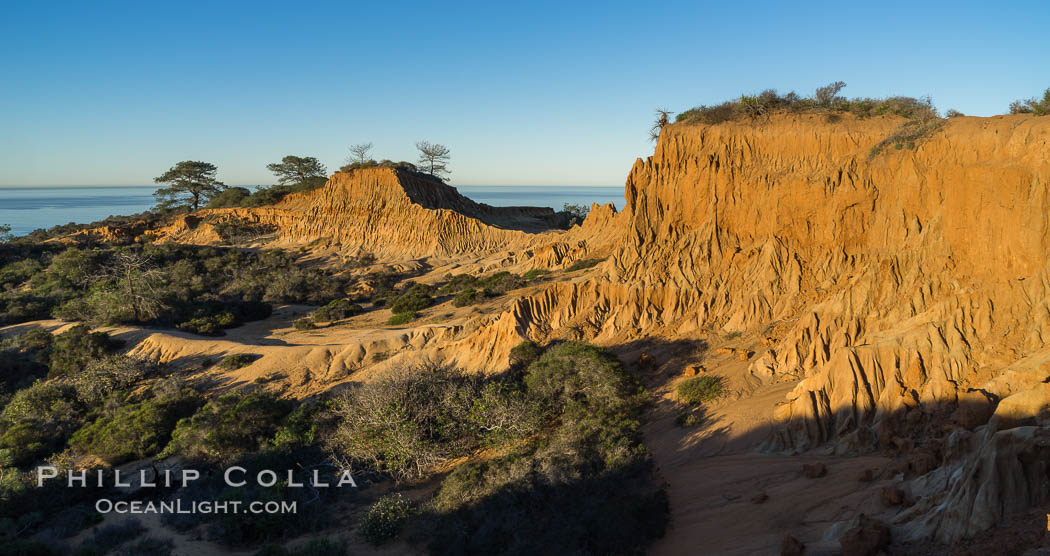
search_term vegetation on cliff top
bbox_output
[1009,88,1050,116]
[673,81,938,126]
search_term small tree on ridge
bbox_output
[415,141,451,179]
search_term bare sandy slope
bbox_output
[641,341,897,556]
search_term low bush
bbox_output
[327,365,486,480]
[675,83,938,125]
[675,410,704,427]
[48,325,122,378]
[508,340,542,370]
[439,274,478,294]
[69,386,202,464]
[522,268,549,280]
[77,518,146,553]
[312,299,359,322]
[360,493,414,545]
[386,312,418,326]
[475,271,523,294]
[293,317,317,331]
[566,258,603,272]
[452,288,486,307]
[207,187,252,209]
[390,284,433,314]
[219,353,257,370]
[70,355,153,405]
[869,118,944,158]
[213,219,278,244]
[163,391,294,463]
[416,342,666,555]
[677,376,723,404]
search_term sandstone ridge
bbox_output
[462,113,1050,542]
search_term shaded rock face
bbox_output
[464,113,1050,541]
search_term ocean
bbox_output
[0,185,625,237]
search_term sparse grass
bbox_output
[725,331,741,340]
[677,376,723,404]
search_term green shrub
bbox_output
[522,268,549,280]
[293,318,317,331]
[439,274,478,294]
[675,82,938,125]
[524,342,644,415]
[70,387,201,464]
[476,271,523,294]
[312,299,359,322]
[163,391,293,462]
[676,376,723,404]
[219,354,257,370]
[945,109,965,118]
[566,258,603,272]
[561,203,590,227]
[508,340,542,370]
[1009,88,1050,116]
[390,284,433,314]
[386,312,418,325]
[0,328,52,395]
[207,187,251,209]
[420,342,667,555]
[49,324,122,378]
[360,493,414,545]
[452,288,486,307]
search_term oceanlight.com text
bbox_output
[95,499,298,515]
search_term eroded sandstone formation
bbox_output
[465,113,1050,542]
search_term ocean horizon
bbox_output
[0,184,624,237]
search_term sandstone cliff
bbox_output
[466,113,1050,542]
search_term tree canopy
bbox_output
[265,155,328,187]
[153,161,225,212]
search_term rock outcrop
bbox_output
[463,112,1050,541]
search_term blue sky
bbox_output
[1,0,1047,187]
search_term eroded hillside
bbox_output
[12,112,1050,553]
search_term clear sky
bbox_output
[1,0,1047,187]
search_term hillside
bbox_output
[458,112,1050,547]
[9,112,1050,554]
